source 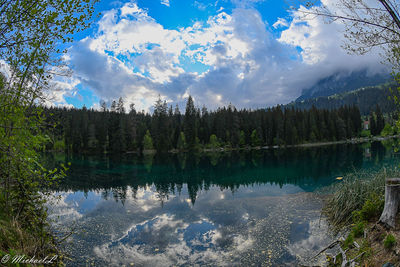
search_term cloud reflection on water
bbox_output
[49,184,335,266]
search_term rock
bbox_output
[382,263,395,267]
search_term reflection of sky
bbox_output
[49,184,335,266]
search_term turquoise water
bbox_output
[46,141,400,266]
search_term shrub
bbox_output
[352,193,385,222]
[343,233,354,249]
[352,221,365,238]
[384,234,396,249]
[361,130,371,137]
[142,130,154,150]
[53,139,65,151]
[208,134,219,149]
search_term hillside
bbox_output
[297,69,390,101]
[288,82,398,115]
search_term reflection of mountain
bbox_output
[43,142,394,203]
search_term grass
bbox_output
[384,234,396,249]
[0,206,62,266]
[322,168,400,266]
[323,168,400,226]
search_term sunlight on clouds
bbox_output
[279,1,384,67]
[120,2,141,17]
[57,0,387,110]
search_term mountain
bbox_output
[288,82,398,115]
[296,69,391,101]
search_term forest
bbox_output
[42,96,372,154]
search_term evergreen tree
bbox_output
[375,104,385,135]
[184,96,197,149]
[117,97,125,113]
[239,130,246,147]
[177,132,186,150]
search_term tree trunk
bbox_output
[379,178,400,228]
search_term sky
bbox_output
[50,0,388,112]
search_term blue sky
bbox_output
[52,0,386,111]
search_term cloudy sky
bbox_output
[52,0,387,111]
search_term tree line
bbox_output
[43,96,364,153]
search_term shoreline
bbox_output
[50,135,400,155]
[168,134,400,154]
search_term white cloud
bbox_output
[279,1,385,68]
[58,0,388,111]
[272,17,288,29]
[161,0,170,7]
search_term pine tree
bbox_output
[375,105,385,135]
[117,97,125,113]
[251,129,261,146]
[184,96,197,149]
[177,132,186,150]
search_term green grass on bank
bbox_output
[322,168,400,227]
[322,168,400,266]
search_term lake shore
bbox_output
[163,134,400,154]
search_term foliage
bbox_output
[0,0,98,258]
[53,139,66,152]
[343,233,354,249]
[142,130,154,150]
[43,100,363,153]
[370,105,386,136]
[361,130,371,137]
[352,193,385,223]
[0,75,69,258]
[239,130,246,147]
[250,129,261,147]
[384,234,396,249]
[208,134,220,149]
[381,123,394,136]
[177,132,186,150]
[290,82,399,116]
[184,96,197,149]
[352,221,365,238]
[323,169,393,226]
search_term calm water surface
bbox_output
[46,141,400,266]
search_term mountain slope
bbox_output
[288,82,398,115]
[297,70,390,102]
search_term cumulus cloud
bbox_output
[58,0,387,111]
[161,0,170,7]
[279,1,386,71]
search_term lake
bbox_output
[46,141,400,266]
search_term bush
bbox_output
[352,193,385,222]
[142,130,154,150]
[343,233,354,249]
[381,123,394,137]
[53,139,65,151]
[208,134,220,149]
[352,221,365,238]
[361,130,371,137]
[384,234,396,249]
